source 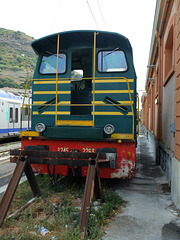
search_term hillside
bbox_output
[0,28,37,89]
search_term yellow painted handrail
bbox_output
[124,78,134,138]
[55,34,60,126]
[21,76,135,138]
[24,103,133,107]
[92,32,97,127]
[137,94,140,136]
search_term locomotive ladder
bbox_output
[0,151,111,238]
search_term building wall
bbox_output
[141,0,180,209]
[161,3,176,151]
[141,94,148,128]
[175,0,180,160]
[162,73,175,151]
[172,0,180,208]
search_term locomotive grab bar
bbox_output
[21,76,135,139]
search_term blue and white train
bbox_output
[0,90,31,139]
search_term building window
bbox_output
[164,15,176,85]
[165,26,173,77]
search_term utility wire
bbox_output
[86,0,99,29]
[52,0,62,32]
[97,0,108,30]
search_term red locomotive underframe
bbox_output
[21,139,136,179]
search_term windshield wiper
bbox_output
[103,47,119,57]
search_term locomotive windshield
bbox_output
[39,53,66,74]
[98,50,127,72]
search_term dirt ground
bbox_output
[103,127,180,240]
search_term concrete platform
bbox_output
[103,132,180,240]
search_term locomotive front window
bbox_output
[39,53,66,74]
[98,50,127,72]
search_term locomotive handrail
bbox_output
[137,93,140,136]
[55,34,60,126]
[24,103,133,106]
[124,77,134,137]
[21,78,134,108]
[21,76,135,138]
[20,78,34,132]
[92,32,97,127]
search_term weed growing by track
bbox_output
[0,175,125,239]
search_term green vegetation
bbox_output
[0,175,125,240]
[0,28,36,89]
[0,46,36,71]
[0,77,18,88]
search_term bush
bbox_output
[0,77,19,88]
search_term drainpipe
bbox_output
[156,35,162,143]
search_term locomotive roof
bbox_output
[31,30,133,55]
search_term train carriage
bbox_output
[0,90,31,139]
[21,30,137,179]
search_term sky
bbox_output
[0,0,157,93]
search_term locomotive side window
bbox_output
[98,50,127,72]
[39,53,66,74]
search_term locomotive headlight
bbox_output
[104,124,115,135]
[35,123,46,133]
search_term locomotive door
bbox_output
[8,102,20,135]
[70,48,92,118]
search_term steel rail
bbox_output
[0,148,21,155]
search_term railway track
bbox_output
[0,141,21,190]
[0,140,21,153]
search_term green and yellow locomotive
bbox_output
[21,30,137,179]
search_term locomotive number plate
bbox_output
[57,147,69,152]
[57,147,95,153]
[82,148,95,153]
